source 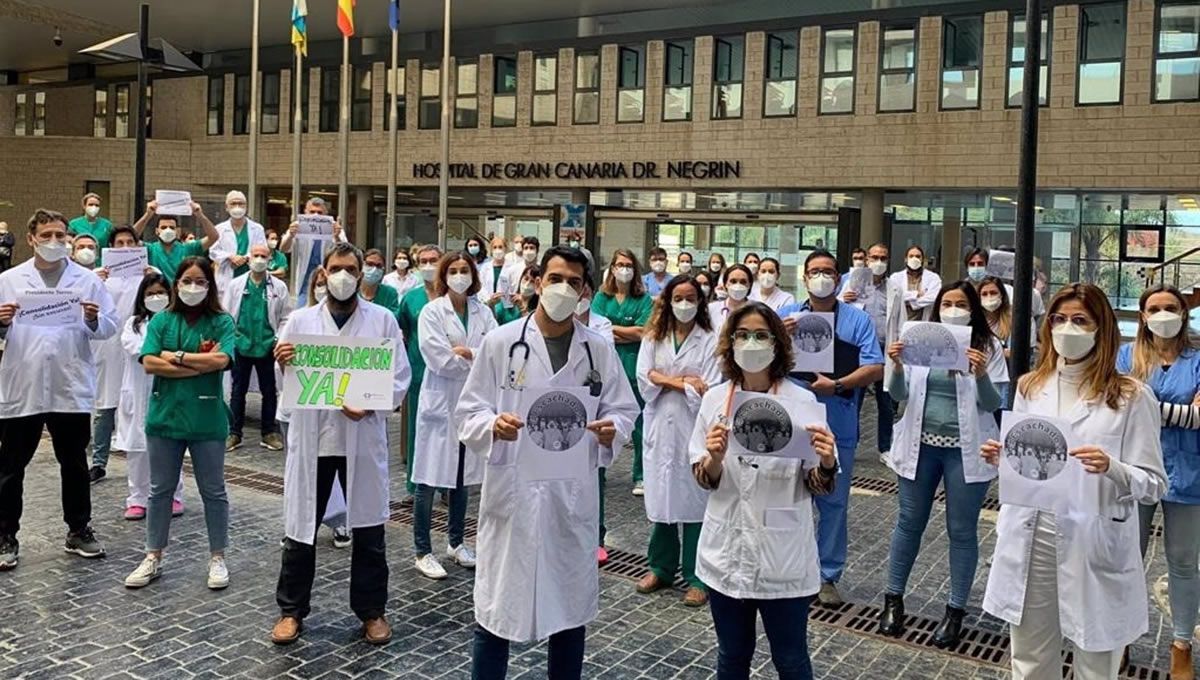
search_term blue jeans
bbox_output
[814,432,856,584]
[708,588,814,680]
[145,436,229,553]
[413,444,467,556]
[91,407,116,469]
[471,624,585,680]
[887,443,990,609]
[1139,501,1200,641]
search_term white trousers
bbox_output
[1010,514,1121,680]
[126,449,184,509]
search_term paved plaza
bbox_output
[0,395,1180,679]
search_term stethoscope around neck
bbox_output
[505,314,602,396]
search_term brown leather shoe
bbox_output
[1172,642,1196,680]
[682,587,708,607]
[363,616,392,645]
[270,616,301,645]
[635,572,670,594]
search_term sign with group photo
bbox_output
[724,392,827,465]
[517,386,599,483]
[280,334,396,411]
[14,288,83,327]
[998,412,1100,515]
[899,321,971,372]
[788,311,835,373]
[102,247,149,279]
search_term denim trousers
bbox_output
[413,444,467,555]
[91,407,116,468]
[1138,500,1200,641]
[471,624,585,680]
[708,588,814,680]
[145,436,229,552]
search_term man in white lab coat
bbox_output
[280,196,347,307]
[270,242,411,646]
[0,209,119,570]
[209,190,267,293]
[456,246,639,679]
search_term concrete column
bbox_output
[941,212,962,280]
[354,187,370,249]
[861,189,885,247]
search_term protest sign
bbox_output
[900,321,971,372]
[724,392,827,464]
[14,288,82,327]
[154,190,193,216]
[296,214,335,240]
[998,411,1098,514]
[102,247,148,279]
[789,311,835,373]
[987,250,1016,281]
[280,334,396,410]
[517,386,599,482]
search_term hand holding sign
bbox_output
[0,302,18,325]
[14,289,83,327]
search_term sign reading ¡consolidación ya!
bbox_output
[411,160,742,181]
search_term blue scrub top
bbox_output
[1117,344,1200,504]
[643,272,672,298]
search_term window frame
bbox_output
[663,39,695,122]
[114,83,131,138]
[14,92,27,136]
[207,75,224,136]
[1006,12,1053,108]
[573,51,601,125]
[383,65,407,131]
[712,34,745,121]
[32,91,45,136]
[456,59,479,129]
[419,63,441,130]
[878,23,919,113]
[940,15,984,111]
[1153,0,1200,103]
[617,44,647,124]
[319,66,340,133]
[261,71,281,134]
[492,55,517,128]
[93,86,108,137]
[351,66,372,132]
[763,30,799,118]
[532,54,558,126]
[1076,1,1127,106]
[233,73,251,135]
[819,26,857,116]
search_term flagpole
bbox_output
[437,0,451,250]
[338,34,350,235]
[291,47,302,231]
[248,0,260,217]
[386,21,398,257]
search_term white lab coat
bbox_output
[982,378,1167,652]
[0,259,117,418]
[690,380,827,600]
[586,314,613,343]
[456,317,639,642]
[888,269,942,321]
[92,274,141,410]
[635,326,722,523]
[209,218,267,292]
[888,338,1007,484]
[115,315,153,452]
[279,302,411,544]
[221,272,292,334]
[478,259,509,305]
[749,286,795,313]
[412,296,498,488]
[384,270,421,298]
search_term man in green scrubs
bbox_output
[68,193,113,266]
[396,245,441,496]
[360,249,401,316]
[132,200,219,284]
[226,244,286,453]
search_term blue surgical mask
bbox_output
[363,266,384,285]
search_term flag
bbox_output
[388,0,400,32]
[291,0,308,56]
[337,0,355,38]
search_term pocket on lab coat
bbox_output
[1083,514,1138,574]
[759,508,807,584]
[479,462,518,520]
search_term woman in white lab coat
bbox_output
[709,264,753,329]
[455,246,640,679]
[888,245,941,322]
[981,283,1167,680]
[412,252,498,580]
[689,301,837,679]
[635,275,722,606]
[879,281,1007,648]
[749,257,795,312]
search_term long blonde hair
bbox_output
[980,277,1012,342]
[1019,283,1138,410]
[1129,285,1196,381]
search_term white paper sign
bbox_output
[998,412,1099,515]
[987,250,1016,281]
[280,334,396,410]
[789,311,835,373]
[102,247,149,279]
[14,288,82,327]
[296,214,335,240]
[846,266,872,296]
[724,392,827,464]
[498,273,514,309]
[517,386,599,482]
[900,321,971,372]
[154,190,193,216]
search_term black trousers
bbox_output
[0,412,92,536]
[276,456,388,621]
[229,352,279,437]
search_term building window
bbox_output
[420,64,440,130]
[1155,2,1200,102]
[879,25,917,112]
[351,66,372,131]
[456,61,479,128]
[262,71,280,134]
[1078,2,1126,104]
[663,40,694,121]
[574,51,600,124]
[207,75,224,135]
[712,35,744,120]
[820,28,856,115]
[1008,13,1051,107]
[14,93,26,136]
[493,56,517,127]
[114,84,130,138]
[533,55,557,125]
[764,31,798,117]
[233,73,251,135]
[384,66,406,130]
[941,16,983,109]
[33,91,45,136]
[93,87,107,137]
[291,69,310,133]
[319,67,339,132]
[618,45,646,123]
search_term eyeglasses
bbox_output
[1048,313,1094,328]
[806,269,837,278]
[179,278,209,288]
[731,330,774,343]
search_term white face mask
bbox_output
[650,261,666,274]
[85,205,100,218]
[869,260,888,276]
[1051,323,1096,361]
[758,272,777,290]
[672,300,698,324]
[327,270,359,301]
[540,282,580,322]
[747,262,759,275]
[575,298,591,317]
[395,258,409,271]
[709,263,722,273]
[613,266,634,284]
[1147,311,1184,339]
[144,294,169,313]
[727,283,750,301]
[967,266,987,282]
[981,295,1002,312]
[807,274,835,299]
[852,260,866,269]
[178,283,208,307]
[940,306,971,326]
[523,249,538,263]
[733,338,775,374]
[249,256,270,273]
[447,273,473,295]
[158,227,177,244]
[520,281,535,297]
[419,264,437,282]
[35,240,70,263]
[314,285,328,302]
[73,247,97,266]
[906,256,923,271]
[700,284,711,298]
[268,239,279,250]
[678,262,692,274]
[716,288,729,300]
[228,207,247,220]
[492,248,506,261]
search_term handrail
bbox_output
[1144,246,1200,288]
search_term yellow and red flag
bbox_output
[336,0,355,38]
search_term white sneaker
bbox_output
[415,553,448,580]
[207,556,229,590]
[632,481,645,497]
[124,555,162,588]
[447,544,476,569]
[879,450,891,466]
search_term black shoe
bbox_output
[88,466,106,484]
[64,526,106,558]
[0,535,18,571]
[931,605,966,649]
[878,593,905,637]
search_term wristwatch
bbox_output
[174,350,186,366]
[833,380,846,396]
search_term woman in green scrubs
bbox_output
[591,249,653,494]
[495,265,540,326]
[360,248,401,316]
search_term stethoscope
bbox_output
[506,313,602,396]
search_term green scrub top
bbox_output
[141,310,237,442]
[234,277,275,358]
[233,226,250,278]
[68,216,113,265]
[495,304,523,326]
[398,285,431,385]
[363,282,401,317]
[269,250,288,275]
[591,290,653,381]
[147,239,206,284]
